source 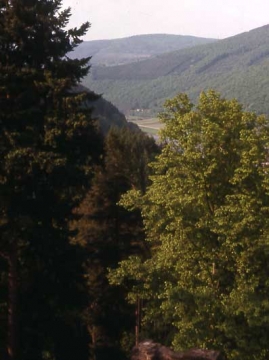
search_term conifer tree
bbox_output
[71,127,159,360]
[0,1,103,359]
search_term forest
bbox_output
[83,24,269,116]
[1,1,269,360]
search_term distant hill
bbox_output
[93,96,139,133]
[74,85,138,133]
[83,25,269,116]
[70,34,217,66]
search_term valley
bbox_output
[74,25,269,118]
[126,116,163,135]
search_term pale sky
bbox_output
[62,0,269,41]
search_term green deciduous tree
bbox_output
[0,1,103,359]
[110,91,269,359]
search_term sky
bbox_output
[62,0,269,41]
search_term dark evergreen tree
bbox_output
[0,1,103,359]
[71,128,159,360]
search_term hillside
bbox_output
[93,96,139,133]
[74,85,138,133]
[83,25,269,116]
[70,34,216,66]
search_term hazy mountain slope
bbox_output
[93,96,139,133]
[83,25,269,115]
[75,85,138,133]
[70,34,217,66]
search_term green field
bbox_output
[127,116,163,135]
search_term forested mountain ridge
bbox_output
[83,24,269,115]
[70,34,217,66]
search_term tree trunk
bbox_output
[135,297,141,346]
[7,247,18,360]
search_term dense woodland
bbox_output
[81,25,269,116]
[1,1,269,360]
[69,34,216,66]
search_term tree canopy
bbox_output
[110,90,269,360]
[71,127,159,360]
[0,1,103,359]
